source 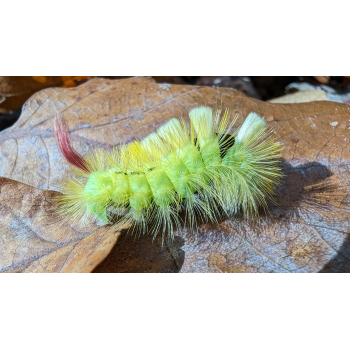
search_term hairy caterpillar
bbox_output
[54,106,283,241]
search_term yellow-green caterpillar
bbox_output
[54,106,283,240]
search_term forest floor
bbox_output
[0,76,350,131]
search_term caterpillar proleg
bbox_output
[54,106,283,241]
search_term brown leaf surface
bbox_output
[0,177,120,272]
[0,75,184,113]
[314,76,330,84]
[0,76,91,113]
[1,77,350,273]
[268,90,329,103]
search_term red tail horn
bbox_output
[54,117,90,173]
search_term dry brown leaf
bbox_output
[314,76,331,84]
[0,76,91,113]
[0,75,180,113]
[269,90,329,104]
[0,177,120,272]
[314,76,350,85]
[1,77,350,273]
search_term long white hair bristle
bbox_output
[236,112,266,145]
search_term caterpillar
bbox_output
[54,106,283,241]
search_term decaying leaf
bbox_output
[0,75,184,113]
[0,177,120,272]
[0,76,91,113]
[1,77,350,273]
[269,90,329,103]
[273,82,350,104]
[314,76,330,84]
[314,76,350,85]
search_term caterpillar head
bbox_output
[81,170,130,224]
[83,171,115,200]
[83,170,130,202]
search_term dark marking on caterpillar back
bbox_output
[194,133,235,159]
[218,133,235,158]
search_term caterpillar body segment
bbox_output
[54,106,283,240]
